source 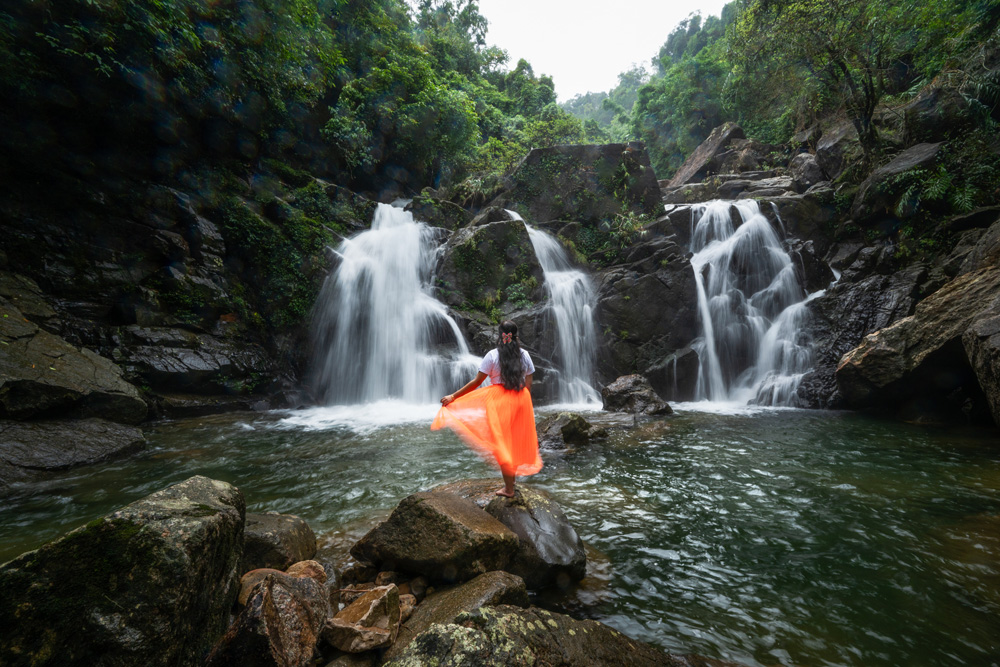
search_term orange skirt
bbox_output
[431,384,542,476]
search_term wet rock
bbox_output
[323,652,377,667]
[644,345,701,402]
[435,219,545,314]
[662,181,719,204]
[668,122,745,187]
[963,311,1000,425]
[485,488,587,590]
[429,478,502,508]
[786,238,836,293]
[815,120,859,180]
[350,491,519,583]
[836,266,1000,421]
[0,271,58,328]
[286,559,328,583]
[239,568,286,606]
[958,217,1000,276]
[469,206,517,227]
[0,476,245,667]
[405,196,471,231]
[208,571,330,667]
[384,605,736,667]
[0,418,145,470]
[493,143,662,225]
[242,512,318,573]
[789,153,825,191]
[0,298,147,424]
[382,571,529,663]
[602,374,672,415]
[536,412,605,448]
[767,190,838,258]
[323,585,400,653]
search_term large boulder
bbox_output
[667,123,745,187]
[0,298,147,423]
[815,120,859,180]
[434,219,545,315]
[207,571,331,667]
[350,491,519,583]
[384,605,737,667]
[492,143,662,224]
[484,488,587,590]
[404,195,472,231]
[602,374,673,415]
[536,412,606,449]
[851,142,943,223]
[0,418,145,470]
[836,266,1000,422]
[242,512,318,573]
[788,153,825,191]
[902,85,974,143]
[0,476,245,667]
[383,571,529,663]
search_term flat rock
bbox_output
[382,571,529,663]
[0,476,245,667]
[0,418,145,470]
[601,374,672,415]
[0,298,147,424]
[242,512,318,573]
[350,491,519,583]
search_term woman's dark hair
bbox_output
[497,320,525,391]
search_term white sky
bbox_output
[476,0,731,101]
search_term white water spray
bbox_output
[524,224,601,404]
[689,200,816,406]
[312,204,479,404]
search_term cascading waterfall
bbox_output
[689,200,817,406]
[312,203,479,404]
[523,223,601,404]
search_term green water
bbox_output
[1,403,999,666]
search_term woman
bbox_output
[432,320,542,497]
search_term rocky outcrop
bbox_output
[485,488,587,590]
[902,85,974,143]
[836,266,1000,422]
[491,143,662,225]
[207,571,330,667]
[0,476,245,667]
[789,153,825,191]
[242,512,318,573]
[667,123,745,187]
[0,298,147,423]
[384,605,735,667]
[963,312,1000,426]
[851,142,943,222]
[350,491,519,583]
[536,412,607,448]
[602,375,673,415]
[815,120,859,180]
[383,571,529,663]
[405,195,472,231]
[0,418,145,470]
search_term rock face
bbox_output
[434,219,545,315]
[602,375,673,415]
[667,122,746,187]
[902,85,974,143]
[0,476,245,667]
[0,418,145,470]
[789,153,825,191]
[851,142,943,222]
[323,584,401,653]
[815,120,859,180]
[492,143,662,225]
[350,491,519,583]
[384,605,722,667]
[383,571,529,663]
[207,571,330,667]
[0,298,147,423]
[836,266,1000,422]
[485,488,587,590]
[242,512,318,573]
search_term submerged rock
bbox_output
[242,512,318,573]
[350,491,518,583]
[207,571,330,667]
[0,476,244,667]
[602,374,672,415]
[0,418,145,470]
[485,488,587,590]
[383,571,529,663]
[384,605,735,667]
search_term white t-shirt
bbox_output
[479,348,535,387]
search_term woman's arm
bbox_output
[525,374,532,391]
[441,372,488,405]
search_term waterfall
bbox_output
[688,200,815,406]
[312,203,479,405]
[524,223,601,404]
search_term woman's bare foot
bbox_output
[495,488,515,498]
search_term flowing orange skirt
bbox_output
[431,384,542,476]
